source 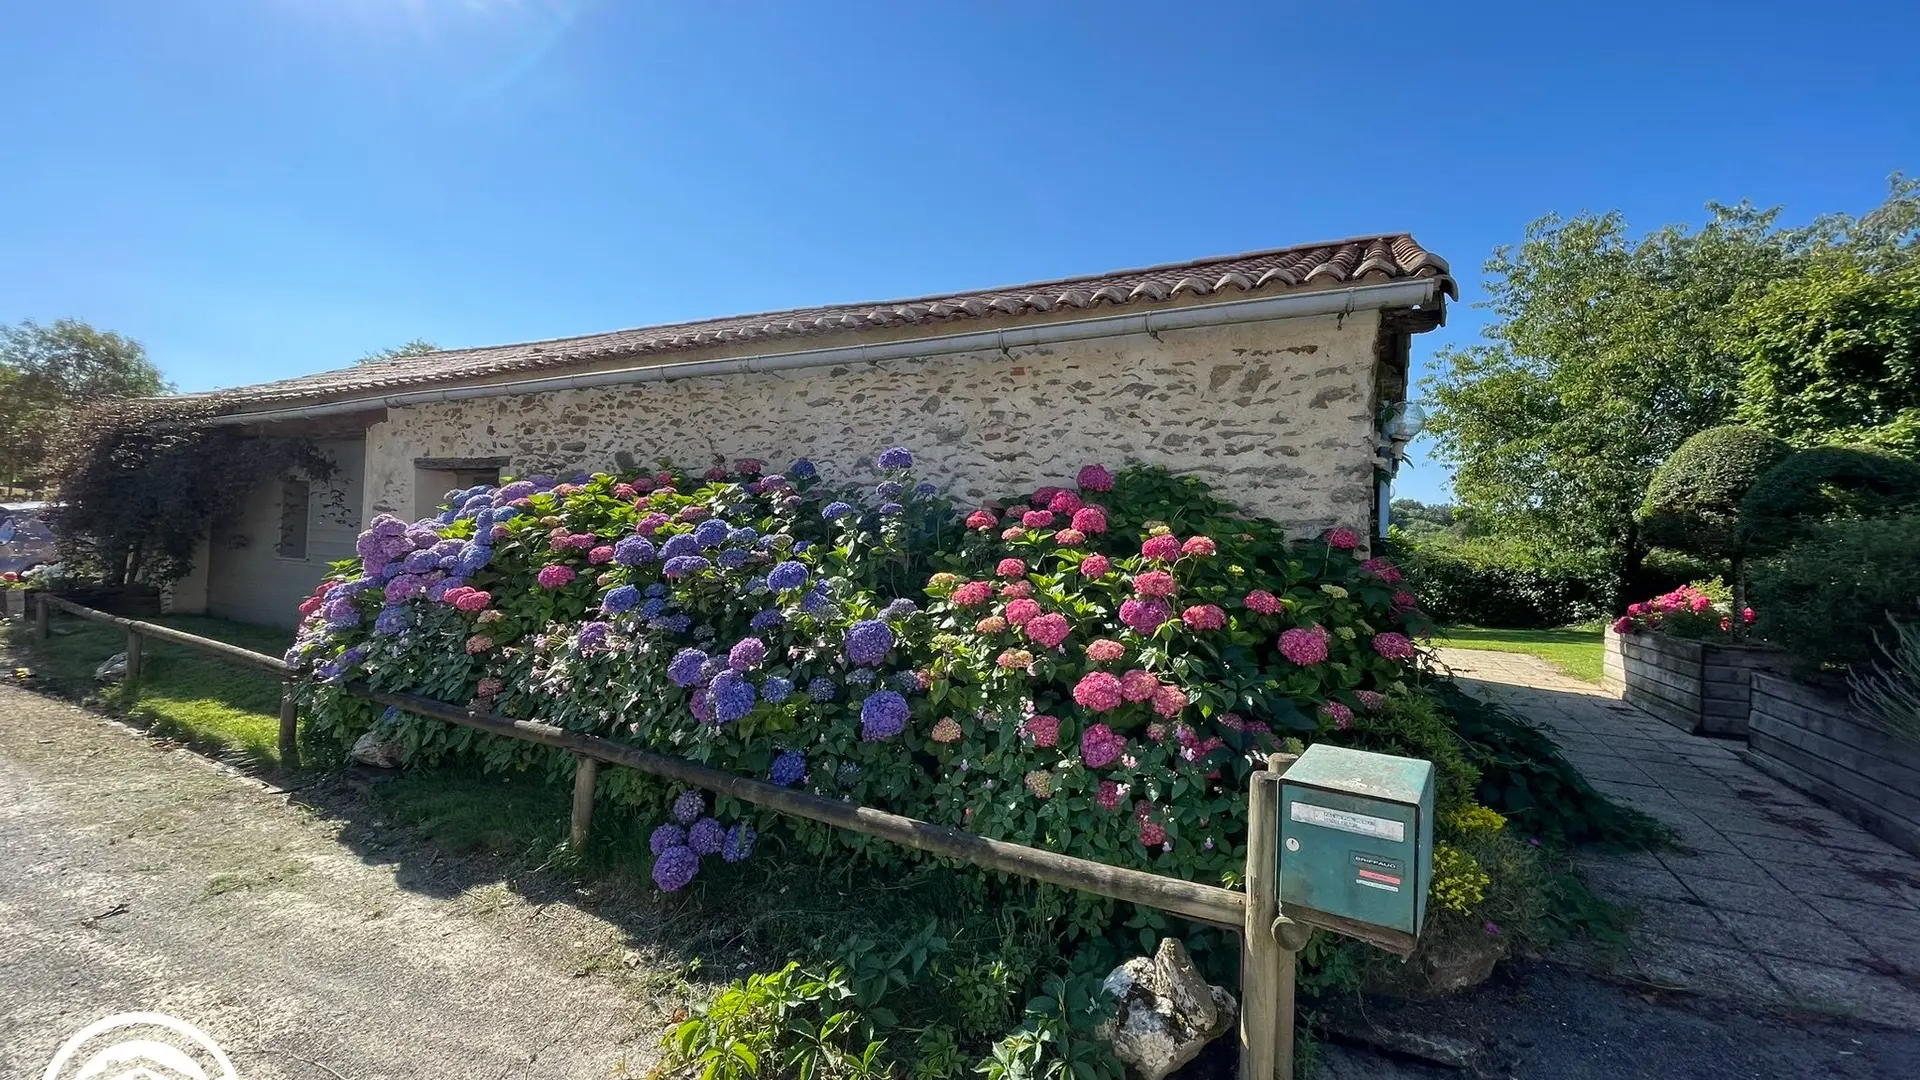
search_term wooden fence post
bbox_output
[124,630,143,689]
[34,592,49,641]
[1241,753,1300,1080]
[570,754,599,849]
[278,681,301,770]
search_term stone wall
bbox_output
[1745,672,1920,857]
[359,311,1386,541]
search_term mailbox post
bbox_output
[1242,744,1435,1080]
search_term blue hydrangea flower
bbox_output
[806,676,839,702]
[770,750,806,787]
[374,605,409,636]
[613,536,656,566]
[578,621,612,652]
[722,823,757,863]
[836,761,860,787]
[750,609,784,632]
[844,619,894,667]
[881,598,918,621]
[652,613,693,634]
[707,670,756,723]
[766,561,809,591]
[687,817,725,856]
[790,458,817,478]
[403,550,439,573]
[668,648,710,687]
[493,506,519,522]
[672,789,705,825]
[716,548,750,569]
[603,585,641,615]
[727,527,758,545]
[528,475,556,489]
[645,583,668,598]
[650,823,686,855]
[793,540,812,554]
[878,502,904,516]
[801,586,830,614]
[844,667,876,686]
[431,538,464,556]
[762,675,793,704]
[877,447,913,470]
[652,846,699,891]
[891,670,924,692]
[694,519,731,549]
[822,501,854,521]
[456,544,492,575]
[914,482,937,498]
[639,597,668,619]
[699,656,727,682]
[663,555,711,578]
[660,534,701,560]
[876,480,905,500]
[860,690,910,741]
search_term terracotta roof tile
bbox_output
[192,234,1451,411]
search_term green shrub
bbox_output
[1737,445,1920,555]
[1749,510,1920,672]
[1851,617,1920,746]
[1394,533,1610,628]
[1637,425,1791,557]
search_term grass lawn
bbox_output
[1438,625,1606,683]
[2,608,293,766]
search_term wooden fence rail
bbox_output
[23,593,1296,1078]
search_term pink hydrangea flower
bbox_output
[1180,536,1216,557]
[1085,638,1125,663]
[635,512,670,536]
[452,589,492,614]
[1279,626,1330,665]
[996,648,1034,670]
[536,565,576,589]
[1131,570,1177,599]
[1244,589,1281,615]
[952,581,993,606]
[1004,598,1042,626]
[996,558,1026,579]
[1022,509,1055,529]
[552,483,579,497]
[931,717,963,744]
[1024,613,1071,648]
[476,677,505,698]
[1182,604,1226,631]
[1119,598,1171,633]
[967,509,998,530]
[1140,534,1181,562]
[1324,527,1362,551]
[490,525,510,541]
[1320,701,1354,730]
[613,483,637,500]
[1078,554,1112,578]
[588,545,614,565]
[1137,815,1166,848]
[1360,556,1403,584]
[1078,464,1115,492]
[1024,714,1061,746]
[1001,526,1027,541]
[1372,632,1416,660]
[1356,689,1387,713]
[1096,779,1126,812]
[465,634,494,654]
[1612,616,1635,634]
[1080,723,1126,769]
[998,580,1034,599]
[1072,672,1124,712]
[1392,590,1419,612]
[1054,528,1087,546]
[1048,490,1083,514]
[1151,684,1188,717]
[1071,506,1108,534]
[1120,669,1160,702]
[976,615,1008,634]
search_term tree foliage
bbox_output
[0,318,169,492]
[356,338,438,365]
[1735,445,1920,556]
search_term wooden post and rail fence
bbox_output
[12,591,1311,1080]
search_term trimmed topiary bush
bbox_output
[1636,425,1790,557]
[1749,509,1920,673]
[1737,445,1920,556]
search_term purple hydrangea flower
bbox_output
[914,482,937,498]
[660,534,701,560]
[663,555,711,578]
[806,676,839,702]
[801,586,829,613]
[722,823,757,863]
[767,561,809,591]
[762,675,793,703]
[845,619,894,667]
[652,613,693,634]
[650,823,686,855]
[374,605,409,635]
[668,648,711,687]
[603,585,641,615]
[706,670,756,723]
[613,536,656,566]
[405,526,439,549]
[322,597,356,622]
[578,621,612,652]
[844,667,876,686]
[881,598,918,621]
[750,609,784,632]
[652,846,699,891]
[645,583,668,598]
[822,501,854,521]
[790,458,817,478]
[672,790,705,825]
[694,519,730,549]
[860,690,910,741]
[403,550,439,573]
[877,447,913,470]
[528,474,555,489]
[716,548,750,569]
[770,750,806,787]
[727,527,758,546]
[878,502,904,516]
[728,637,768,671]
[496,481,536,502]
[687,817,725,856]
[876,481,905,500]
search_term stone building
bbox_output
[168,236,1453,626]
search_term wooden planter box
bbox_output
[1744,672,1920,858]
[1602,627,1791,738]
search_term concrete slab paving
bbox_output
[1436,646,1920,1031]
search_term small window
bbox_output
[277,479,311,559]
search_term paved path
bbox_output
[1436,648,1920,1030]
[0,683,671,1079]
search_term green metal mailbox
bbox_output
[1277,743,1434,956]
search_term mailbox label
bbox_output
[1290,800,1406,842]
[1351,852,1404,893]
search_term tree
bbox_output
[1423,176,1920,602]
[356,338,438,365]
[0,318,169,493]
[1636,425,1791,630]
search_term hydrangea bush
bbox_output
[1612,580,1756,639]
[290,448,1444,903]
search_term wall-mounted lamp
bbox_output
[1375,401,1428,539]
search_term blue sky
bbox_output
[3,1,1914,502]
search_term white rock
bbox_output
[350,729,405,769]
[1098,939,1238,1080]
